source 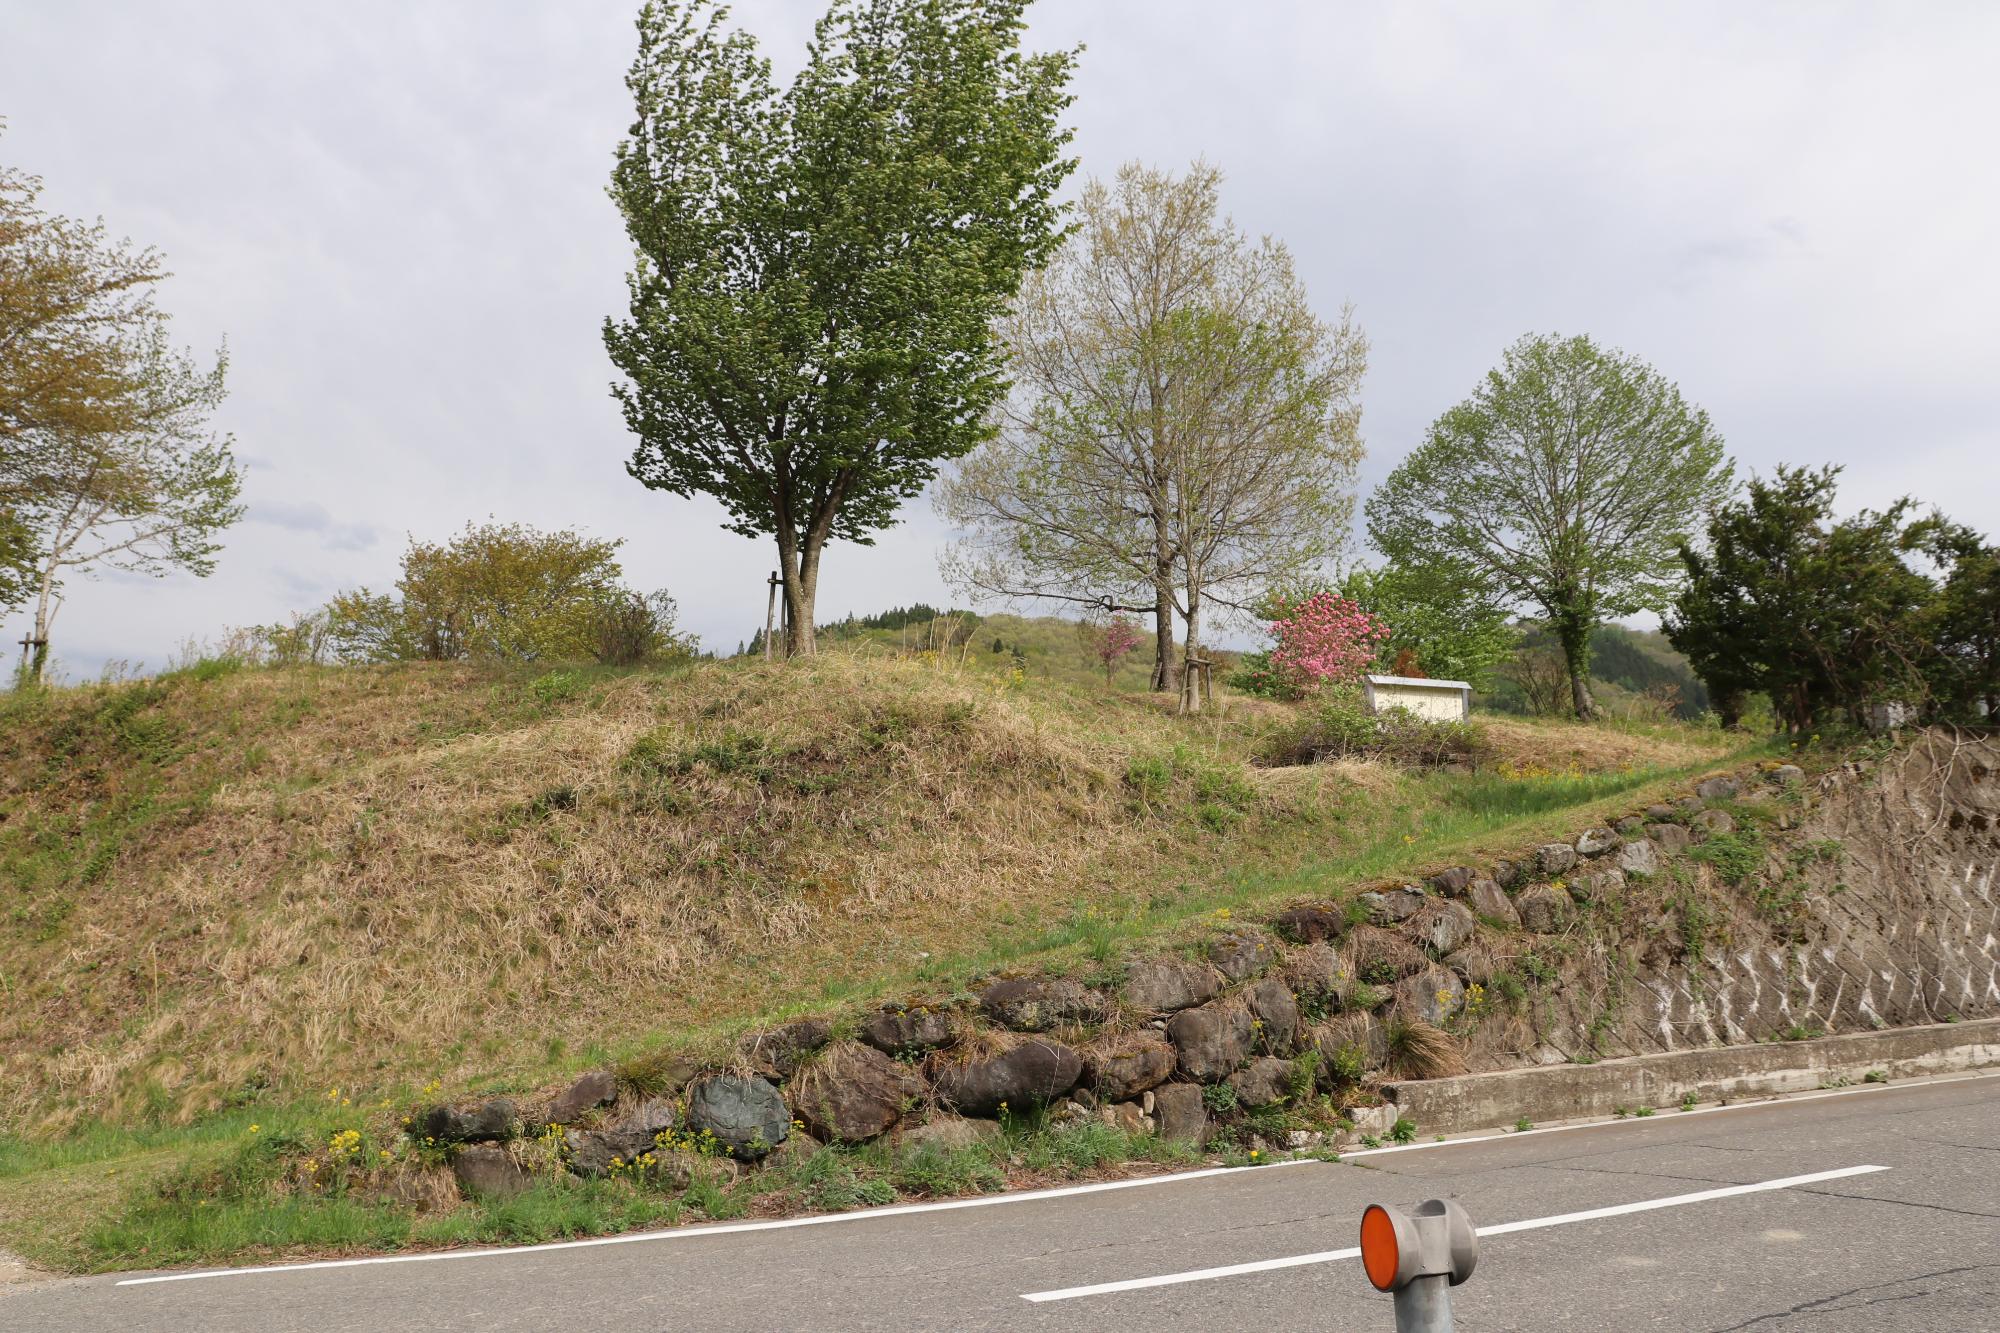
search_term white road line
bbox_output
[114,1160,1312,1288]
[113,1071,1987,1291]
[1019,1163,1889,1302]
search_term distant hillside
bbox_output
[1484,622,1710,720]
[751,608,1208,693]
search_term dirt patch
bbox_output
[0,1247,52,1292]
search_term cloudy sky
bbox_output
[5,1,1996,676]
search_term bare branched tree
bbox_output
[939,161,1366,709]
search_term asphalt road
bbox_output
[5,1074,1996,1331]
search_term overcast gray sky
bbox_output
[5,1,1996,675]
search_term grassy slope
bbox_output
[0,651,1758,1270]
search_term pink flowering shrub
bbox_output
[1267,592,1391,696]
[1094,615,1143,685]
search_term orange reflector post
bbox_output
[1360,1203,1402,1291]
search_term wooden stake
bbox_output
[764,572,779,661]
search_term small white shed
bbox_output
[1362,674,1472,723]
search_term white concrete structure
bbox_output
[1363,674,1473,722]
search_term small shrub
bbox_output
[1357,959,1398,987]
[1258,692,1482,769]
[529,671,582,706]
[1347,983,1387,1012]
[1326,1042,1367,1084]
[1690,830,1762,886]
[1201,1083,1240,1114]
[1388,1116,1418,1145]
[1124,755,1173,807]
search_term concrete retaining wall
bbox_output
[1383,1017,2000,1134]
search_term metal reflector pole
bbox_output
[1360,1199,1478,1333]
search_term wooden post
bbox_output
[764,572,780,661]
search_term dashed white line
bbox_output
[1018,1164,1890,1302]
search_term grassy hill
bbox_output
[0,649,1758,1269]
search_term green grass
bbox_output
[3,1105,1206,1274]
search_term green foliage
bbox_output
[1259,690,1482,768]
[320,522,694,666]
[1201,1083,1240,1114]
[529,671,583,706]
[1669,466,1935,730]
[1689,829,1762,886]
[1339,564,1518,689]
[606,0,1078,648]
[1912,517,2000,721]
[1671,888,1715,965]
[1224,649,1287,699]
[940,161,1367,691]
[1,140,241,649]
[1370,333,1732,720]
[1324,1043,1366,1084]
[1388,1115,1418,1144]
[1346,982,1387,1012]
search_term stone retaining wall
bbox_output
[417,730,2000,1198]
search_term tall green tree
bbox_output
[1914,519,2000,720]
[605,0,1076,657]
[1667,466,1934,732]
[1368,333,1731,720]
[1338,563,1516,688]
[939,162,1367,708]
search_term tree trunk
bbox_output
[1178,586,1204,715]
[1552,607,1597,721]
[1715,688,1745,730]
[778,535,820,658]
[1150,578,1176,693]
[28,566,59,685]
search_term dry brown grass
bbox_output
[0,655,1751,1133]
[1480,715,1736,775]
[1382,1016,1469,1080]
[0,656,1342,1130]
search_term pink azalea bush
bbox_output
[1267,592,1391,696]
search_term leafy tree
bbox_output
[325,522,694,665]
[1667,466,1933,731]
[1338,564,1516,689]
[605,0,1077,658]
[1369,334,1731,720]
[941,162,1368,710]
[2,131,212,625]
[15,324,241,683]
[1911,518,2000,721]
